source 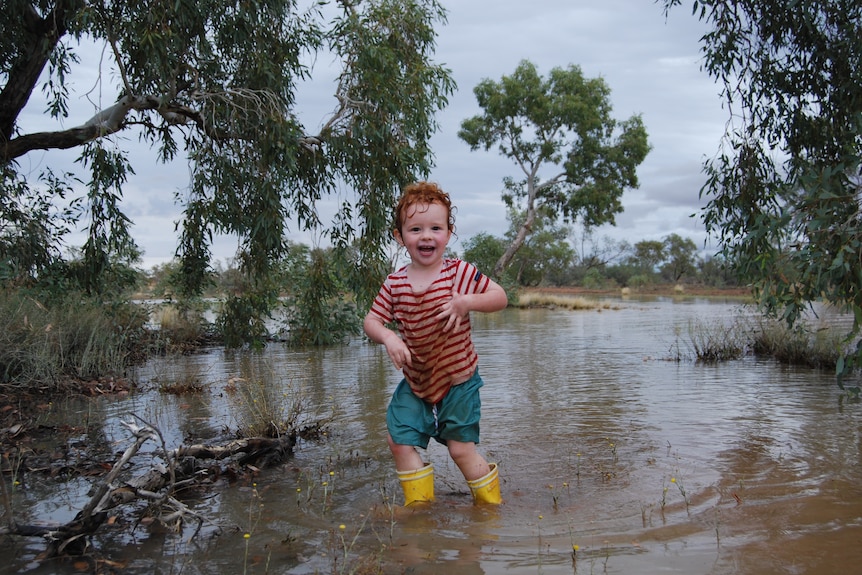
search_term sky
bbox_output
[17,0,729,270]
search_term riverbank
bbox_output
[521,283,754,300]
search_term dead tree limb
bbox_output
[0,419,298,560]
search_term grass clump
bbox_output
[515,291,619,311]
[151,301,217,352]
[226,360,323,439]
[686,318,746,362]
[152,361,209,395]
[0,289,149,392]
[673,313,847,369]
[750,318,843,369]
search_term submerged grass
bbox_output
[685,318,747,362]
[750,317,844,369]
[225,359,328,439]
[676,312,848,369]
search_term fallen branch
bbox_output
[0,419,298,560]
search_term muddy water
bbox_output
[4,297,862,574]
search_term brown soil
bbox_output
[522,284,753,299]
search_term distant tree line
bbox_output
[460,213,737,292]
[143,221,737,305]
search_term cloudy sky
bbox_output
[425,0,727,259]
[19,0,728,269]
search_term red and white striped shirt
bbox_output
[369,259,492,403]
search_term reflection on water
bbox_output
[4,298,862,574]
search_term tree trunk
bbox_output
[494,206,537,278]
[0,1,84,141]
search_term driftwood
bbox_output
[0,417,297,559]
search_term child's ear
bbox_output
[393,229,404,246]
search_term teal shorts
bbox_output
[386,369,483,448]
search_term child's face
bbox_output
[394,201,452,268]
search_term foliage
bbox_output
[630,240,665,275]
[581,268,608,290]
[659,233,698,282]
[461,232,505,278]
[215,257,283,349]
[462,212,576,288]
[153,303,210,351]
[462,225,725,291]
[458,60,650,277]
[282,247,361,346]
[0,166,80,288]
[1,0,454,344]
[502,209,574,286]
[460,231,519,303]
[697,253,738,288]
[627,273,653,289]
[663,0,862,392]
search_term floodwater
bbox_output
[4,297,862,574]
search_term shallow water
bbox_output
[4,297,862,574]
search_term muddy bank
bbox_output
[522,284,753,299]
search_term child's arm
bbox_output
[363,313,413,369]
[438,277,508,332]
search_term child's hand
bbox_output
[437,292,470,332]
[384,334,413,369]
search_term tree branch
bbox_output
[0,1,85,141]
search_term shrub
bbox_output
[628,274,652,289]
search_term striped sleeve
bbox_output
[453,260,491,295]
[368,276,395,324]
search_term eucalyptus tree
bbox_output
[661,1,862,388]
[1,0,453,344]
[461,232,506,282]
[458,60,650,278]
[631,239,665,277]
[659,233,698,282]
[502,208,574,286]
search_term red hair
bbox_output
[393,181,456,234]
